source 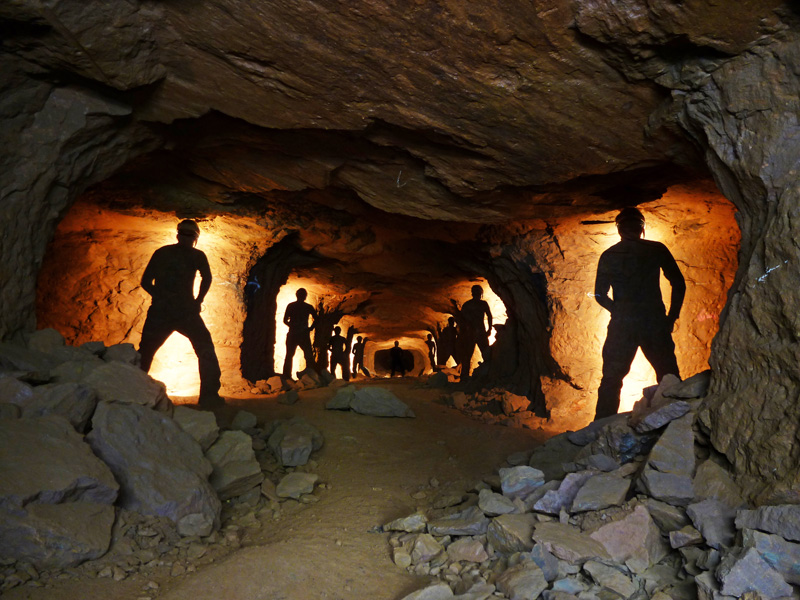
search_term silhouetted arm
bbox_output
[662,249,686,323]
[195,253,212,306]
[483,302,492,335]
[140,256,157,297]
[594,254,614,313]
[309,306,318,331]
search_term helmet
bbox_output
[177,219,200,238]
[615,208,645,226]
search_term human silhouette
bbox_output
[459,285,493,379]
[282,287,317,379]
[352,335,370,377]
[594,207,686,420]
[390,341,406,377]
[327,325,350,380]
[138,219,223,407]
[425,333,437,372]
[437,317,458,367]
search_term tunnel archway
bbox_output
[33,167,739,430]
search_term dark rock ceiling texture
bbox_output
[2,1,800,498]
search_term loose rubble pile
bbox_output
[0,329,326,594]
[388,372,800,600]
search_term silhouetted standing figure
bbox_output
[459,285,492,379]
[437,316,458,367]
[283,288,317,379]
[425,333,437,372]
[328,325,350,380]
[390,341,405,377]
[138,219,223,407]
[594,207,686,421]
[352,335,370,377]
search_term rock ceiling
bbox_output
[3,0,787,223]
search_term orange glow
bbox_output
[146,222,227,400]
[460,280,507,375]
[589,216,675,413]
[274,276,326,375]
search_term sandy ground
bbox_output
[5,378,549,600]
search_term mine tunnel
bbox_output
[34,145,740,429]
[6,2,800,597]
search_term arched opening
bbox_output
[35,164,738,428]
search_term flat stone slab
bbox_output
[349,387,415,418]
[736,504,800,542]
[82,361,172,412]
[0,416,118,508]
[206,431,264,500]
[173,406,219,451]
[276,472,318,499]
[741,528,800,585]
[687,498,736,549]
[487,513,536,554]
[589,504,668,573]
[446,537,489,563]
[533,522,611,564]
[718,547,793,599]
[428,506,489,536]
[384,511,428,533]
[268,416,324,467]
[499,465,545,499]
[496,562,548,600]
[478,488,516,516]
[87,402,220,537]
[571,473,631,512]
[0,416,118,569]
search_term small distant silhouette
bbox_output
[390,340,406,377]
[138,219,222,407]
[352,335,371,377]
[459,285,492,379]
[594,207,686,420]
[437,316,458,367]
[282,288,317,379]
[425,333,437,372]
[328,325,350,380]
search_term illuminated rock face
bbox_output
[2,2,799,493]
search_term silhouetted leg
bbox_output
[641,316,680,381]
[178,313,221,400]
[595,319,639,420]
[299,336,314,373]
[138,310,174,373]
[283,335,300,378]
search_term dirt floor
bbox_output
[5,378,551,600]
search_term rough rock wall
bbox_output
[0,60,159,341]
[680,36,800,500]
[575,1,800,497]
[36,199,277,396]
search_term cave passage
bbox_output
[36,168,740,429]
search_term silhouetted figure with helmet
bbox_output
[594,207,686,420]
[138,219,223,407]
[282,288,317,379]
[459,285,493,379]
[328,325,350,380]
[352,335,370,377]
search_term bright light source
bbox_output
[274,276,324,375]
[589,213,677,414]
[145,221,224,401]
